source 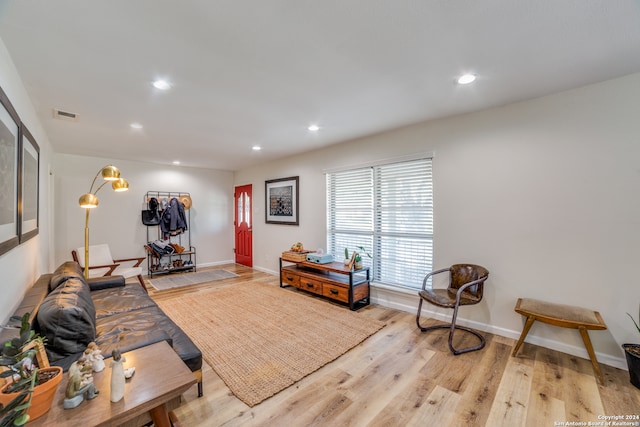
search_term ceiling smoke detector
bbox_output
[52,108,79,122]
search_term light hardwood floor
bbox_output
[148,265,640,427]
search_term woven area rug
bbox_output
[149,269,239,290]
[155,282,385,406]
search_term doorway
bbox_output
[234,184,253,267]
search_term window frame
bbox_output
[326,154,434,290]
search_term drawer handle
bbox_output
[329,289,339,295]
[286,276,294,281]
[305,282,314,288]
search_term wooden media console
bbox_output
[279,258,370,310]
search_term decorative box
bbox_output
[281,251,311,262]
[306,253,334,264]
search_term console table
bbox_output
[30,341,196,427]
[279,258,370,310]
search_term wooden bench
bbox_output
[511,297,608,384]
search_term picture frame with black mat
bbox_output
[19,124,39,243]
[0,84,20,256]
[265,176,299,225]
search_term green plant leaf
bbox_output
[0,412,20,427]
[13,413,30,426]
[628,312,640,334]
[0,391,28,414]
[11,403,30,412]
[355,245,372,258]
[0,357,18,367]
[3,342,20,358]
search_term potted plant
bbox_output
[343,248,350,265]
[0,313,62,426]
[354,253,363,269]
[354,245,371,270]
[623,305,640,389]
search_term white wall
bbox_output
[53,154,235,270]
[235,72,640,369]
[0,39,54,323]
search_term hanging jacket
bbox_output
[160,197,188,237]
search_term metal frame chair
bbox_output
[416,264,489,355]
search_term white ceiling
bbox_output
[1,1,640,171]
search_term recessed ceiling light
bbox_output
[252,145,262,151]
[308,124,320,132]
[130,123,143,129]
[153,79,171,90]
[457,73,476,85]
[172,161,180,165]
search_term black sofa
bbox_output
[32,261,203,396]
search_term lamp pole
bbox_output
[84,208,91,279]
[78,165,128,279]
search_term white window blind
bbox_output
[326,158,433,289]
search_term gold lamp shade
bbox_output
[101,165,121,181]
[79,193,99,208]
[112,178,129,192]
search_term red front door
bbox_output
[234,184,253,267]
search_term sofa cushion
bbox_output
[91,283,157,319]
[37,276,97,364]
[95,305,202,373]
[48,261,85,292]
[95,326,174,359]
[87,275,126,292]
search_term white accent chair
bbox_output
[72,244,147,292]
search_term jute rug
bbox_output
[156,282,385,406]
[149,269,239,290]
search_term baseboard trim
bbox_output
[242,267,628,370]
[370,283,628,371]
[196,260,236,269]
[252,265,277,275]
[144,259,236,275]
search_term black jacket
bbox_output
[160,197,188,237]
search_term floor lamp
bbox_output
[78,165,129,279]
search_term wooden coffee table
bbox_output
[30,340,196,427]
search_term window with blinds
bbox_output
[326,157,433,290]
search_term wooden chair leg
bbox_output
[512,315,536,357]
[169,410,184,427]
[579,326,604,385]
[137,274,148,293]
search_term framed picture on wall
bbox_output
[0,85,20,256]
[265,176,299,225]
[19,124,39,243]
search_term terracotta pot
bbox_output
[0,366,63,422]
[623,343,640,389]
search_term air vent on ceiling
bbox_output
[52,108,79,122]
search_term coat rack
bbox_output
[143,191,196,277]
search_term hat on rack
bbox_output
[178,195,192,210]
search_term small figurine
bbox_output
[84,342,105,372]
[110,349,126,402]
[124,367,136,379]
[63,360,99,409]
[77,356,94,387]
